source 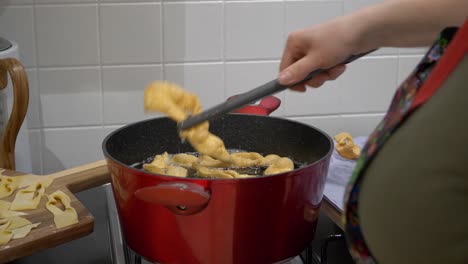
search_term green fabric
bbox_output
[358,55,468,264]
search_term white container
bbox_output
[0,37,32,173]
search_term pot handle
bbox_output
[134,182,210,216]
[0,58,29,170]
[229,95,280,116]
[228,95,281,116]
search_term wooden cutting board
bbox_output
[0,160,110,263]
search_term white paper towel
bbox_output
[0,40,32,173]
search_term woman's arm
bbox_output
[278,0,468,90]
[350,0,468,53]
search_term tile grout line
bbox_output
[160,1,166,81]
[31,1,44,175]
[97,1,105,134]
[281,0,286,114]
[222,0,226,99]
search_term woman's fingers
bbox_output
[288,64,347,91]
[306,65,347,88]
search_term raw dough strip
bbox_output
[10,182,46,211]
[0,176,20,199]
[46,191,79,229]
[0,216,39,245]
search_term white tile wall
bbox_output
[35,5,99,66]
[0,0,426,173]
[102,64,162,124]
[165,63,225,108]
[225,2,284,60]
[100,3,162,64]
[0,6,35,67]
[38,67,102,127]
[225,61,285,116]
[163,3,223,62]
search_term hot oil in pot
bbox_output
[130,149,305,178]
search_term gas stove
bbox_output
[104,185,312,264]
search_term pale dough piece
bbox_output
[171,153,198,168]
[17,175,53,189]
[264,157,294,175]
[0,230,12,245]
[0,176,20,199]
[46,191,79,229]
[0,208,27,218]
[0,219,9,230]
[10,182,46,211]
[6,216,31,230]
[0,200,10,211]
[11,223,40,239]
[334,132,361,160]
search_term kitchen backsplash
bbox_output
[0,0,426,174]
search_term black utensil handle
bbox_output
[178,50,375,130]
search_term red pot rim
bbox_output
[102,114,333,182]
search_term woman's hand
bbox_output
[278,17,359,91]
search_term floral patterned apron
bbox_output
[343,19,468,264]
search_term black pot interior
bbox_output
[103,114,332,168]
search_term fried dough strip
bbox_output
[144,152,188,177]
[264,157,294,175]
[144,81,231,162]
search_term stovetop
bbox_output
[104,185,310,264]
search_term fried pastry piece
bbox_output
[144,153,188,177]
[143,152,169,174]
[264,157,294,175]
[230,152,264,167]
[198,155,229,168]
[166,165,188,177]
[179,122,231,162]
[260,154,281,166]
[171,153,198,168]
[194,165,237,179]
[334,132,361,160]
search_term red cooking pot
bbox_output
[102,96,333,264]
